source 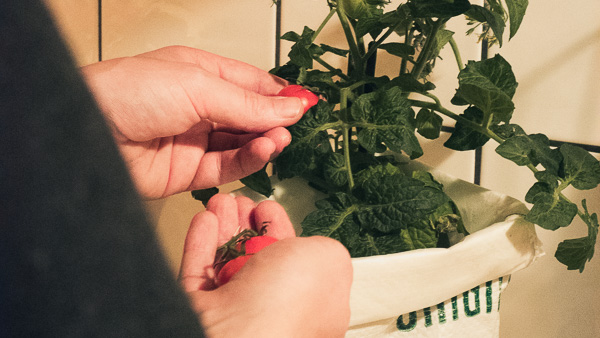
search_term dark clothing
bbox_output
[0,1,205,336]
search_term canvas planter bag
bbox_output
[233,161,544,337]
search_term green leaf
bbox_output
[495,133,562,175]
[560,143,600,190]
[466,5,506,46]
[411,170,466,235]
[407,0,471,18]
[269,62,300,83]
[399,226,438,251]
[506,0,529,39]
[379,42,415,58]
[355,11,386,38]
[555,200,598,272]
[301,164,451,257]
[555,237,595,272]
[351,87,423,159]
[386,74,436,93]
[454,54,517,122]
[191,187,219,206]
[432,29,455,57]
[323,152,349,187]
[524,181,554,204]
[240,166,273,197]
[320,44,349,57]
[526,193,578,230]
[444,106,490,151]
[339,0,387,20]
[415,108,442,140]
[284,26,320,68]
[275,101,337,179]
[354,164,449,233]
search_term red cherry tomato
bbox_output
[217,235,279,286]
[278,85,319,113]
[243,235,279,254]
[217,255,252,286]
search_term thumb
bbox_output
[190,71,307,133]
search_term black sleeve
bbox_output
[0,1,206,337]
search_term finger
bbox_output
[206,194,240,245]
[208,127,291,155]
[137,46,288,95]
[190,137,276,189]
[261,127,292,158]
[179,211,219,292]
[186,70,305,133]
[253,200,296,239]
[208,132,259,152]
[235,196,256,231]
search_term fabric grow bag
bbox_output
[233,160,543,337]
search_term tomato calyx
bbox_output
[213,223,270,271]
[213,223,280,286]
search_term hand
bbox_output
[178,194,353,337]
[81,46,310,199]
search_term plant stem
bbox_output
[340,88,355,191]
[400,21,413,75]
[314,56,350,81]
[364,20,406,62]
[448,36,464,71]
[336,6,363,74]
[312,8,337,43]
[412,19,444,78]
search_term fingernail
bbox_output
[277,97,304,118]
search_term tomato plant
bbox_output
[196,0,600,272]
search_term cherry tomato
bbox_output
[278,85,319,113]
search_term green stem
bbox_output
[448,36,464,71]
[314,56,350,81]
[312,8,337,43]
[336,6,363,74]
[412,19,444,78]
[364,20,406,62]
[340,88,355,191]
[400,21,413,75]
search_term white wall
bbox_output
[46,0,600,336]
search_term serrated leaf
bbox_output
[351,87,423,158]
[240,166,272,197]
[275,101,337,179]
[191,187,219,206]
[415,108,442,140]
[454,54,517,122]
[560,143,600,190]
[495,133,561,175]
[407,0,471,18]
[526,193,578,230]
[444,106,490,151]
[323,152,349,187]
[354,164,449,232]
[555,199,597,272]
[399,226,438,251]
[466,5,506,47]
[506,0,529,39]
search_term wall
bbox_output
[45,0,600,336]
